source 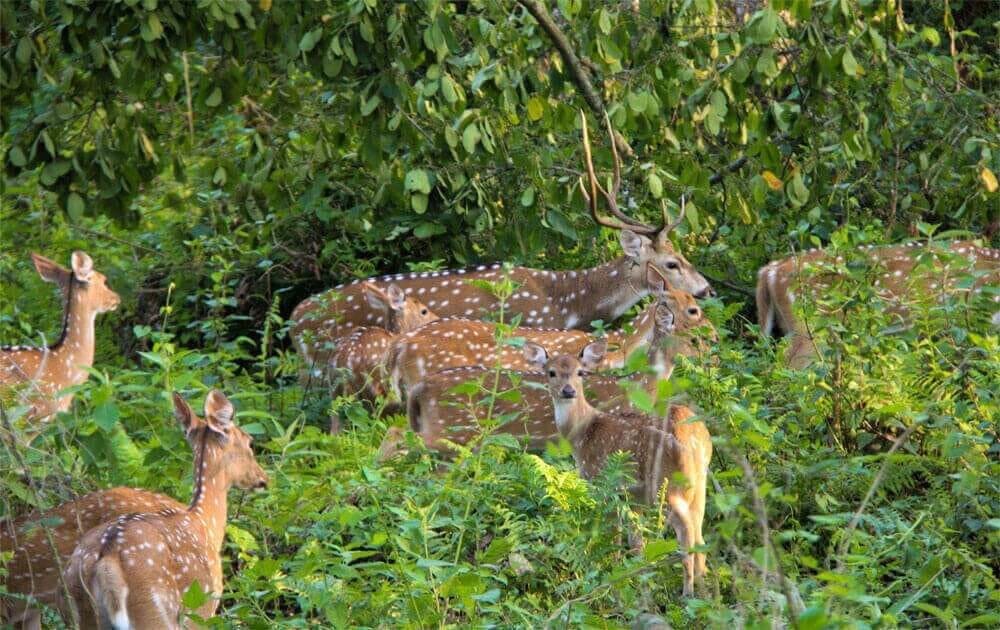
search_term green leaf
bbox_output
[841,48,860,77]
[141,13,164,41]
[94,402,120,432]
[643,538,678,561]
[67,193,85,219]
[786,171,809,207]
[41,160,71,185]
[181,580,210,611]
[205,88,222,107]
[598,9,612,35]
[361,94,380,116]
[546,209,578,240]
[920,27,941,47]
[526,97,544,121]
[405,169,432,194]
[462,123,481,154]
[520,186,535,207]
[8,146,26,167]
[16,37,32,66]
[414,221,445,238]
[627,91,647,114]
[411,193,428,214]
[647,172,663,199]
[299,27,323,53]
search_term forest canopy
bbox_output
[1,0,999,627]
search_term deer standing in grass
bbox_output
[0,252,120,422]
[291,112,713,377]
[326,284,438,431]
[59,390,268,629]
[525,341,712,598]
[381,267,716,457]
[1,488,181,629]
[756,241,1000,366]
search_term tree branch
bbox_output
[517,0,633,157]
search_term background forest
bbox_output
[2,0,999,627]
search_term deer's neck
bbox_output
[545,258,646,328]
[552,396,598,443]
[50,282,98,384]
[618,303,657,359]
[188,437,231,555]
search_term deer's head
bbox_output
[172,390,269,491]
[579,112,714,299]
[32,251,120,313]
[524,341,606,403]
[364,283,439,333]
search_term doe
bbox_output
[60,390,268,629]
[524,341,712,598]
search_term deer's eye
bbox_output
[577,370,584,377]
[688,307,699,316]
[666,261,679,270]
[548,370,556,377]
[421,309,428,315]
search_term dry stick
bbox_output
[516,0,633,158]
[834,422,920,574]
[0,404,80,628]
[732,450,804,624]
[182,52,195,143]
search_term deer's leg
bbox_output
[667,493,695,598]
[691,473,708,582]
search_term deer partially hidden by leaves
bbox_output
[386,263,685,401]
[59,390,268,629]
[290,112,712,378]
[1,488,181,629]
[0,252,120,422]
[756,240,1000,366]
[381,276,716,458]
[525,341,712,599]
[325,284,439,431]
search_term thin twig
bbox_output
[182,52,195,143]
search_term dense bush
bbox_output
[2,1,998,627]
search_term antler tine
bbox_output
[581,111,635,232]
[581,111,658,234]
[601,111,658,233]
[662,195,686,234]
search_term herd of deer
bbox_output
[2,121,998,628]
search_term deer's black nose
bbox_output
[560,385,576,399]
[695,286,715,299]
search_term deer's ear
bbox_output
[646,262,672,294]
[71,251,94,282]
[386,284,407,311]
[172,392,200,435]
[655,303,676,333]
[620,230,649,259]
[32,253,69,284]
[522,343,548,370]
[580,342,606,369]
[364,285,389,310]
[204,390,235,435]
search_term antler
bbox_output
[579,110,659,235]
[661,195,686,236]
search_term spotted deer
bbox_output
[756,240,1000,366]
[385,282,716,457]
[0,252,120,422]
[326,284,439,431]
[59,390,268,629]
[1,488,181,629]
[385,262,686,400]
[291,112,713,377]
[526,341,712,598]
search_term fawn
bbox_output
[1,252,120,422]
[59,390,268,628]
[525,341,712,598]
